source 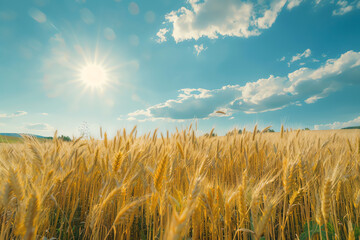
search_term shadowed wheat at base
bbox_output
[0,126,359,239]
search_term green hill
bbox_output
[342,126,360,129]
[0,133,53,143]
[0,133,71,144]
[0,135,24,143]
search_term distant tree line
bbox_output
[237,128,275,134]
[203,127,315,137]
[204,132,217,137]
[342,126,360,129]
[224,128,276,136]
[44,135,72,142]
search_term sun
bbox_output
[80,63,108,90]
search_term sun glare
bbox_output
[80,63,108,89]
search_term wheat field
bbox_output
[0,126,359,240]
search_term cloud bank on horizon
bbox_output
[314,116,360,130]
[128,50,360,120]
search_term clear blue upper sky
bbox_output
[1,0,360,137]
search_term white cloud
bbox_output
[256,0,287,29]
[280,56,286,61]
[129,87,240,120]
[159,0,358,43]
[161,0,300,43]
[332,0,360,15]
[156,28,169,43]
[333,0,353,15]
[104,27,116,41]
[128,50,360,120]
[0,111,27,118]
[291,49,311,63]
[231,75,291,113]
[286,50,360,92]
[25,123,54,131]
[287,0,303,9]
[80,8,94,24]
[41,113,48,116]
[316,0,360,15]
[314,116,360,130]
[194,44,207,56]
[28,8,46,23]
[304,95,322,104]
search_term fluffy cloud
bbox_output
[291,49,311,63]
[26,123,54,131]
[159,0,359,43]
[314,116,360,130]
[161,0,299,43]
[230,75,291,113]
[332,0,360,15]
[287,0,303,9]
[156,28,169,43]
[0,111,27,118]
[333,0,354,15]
[194,44,207,55]
[256,0,287,29]
[129,87,240,120]
[129,50,360,120]
[286,50,360,95]
[312,0,360,14]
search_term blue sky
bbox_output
[0,0,360,137]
